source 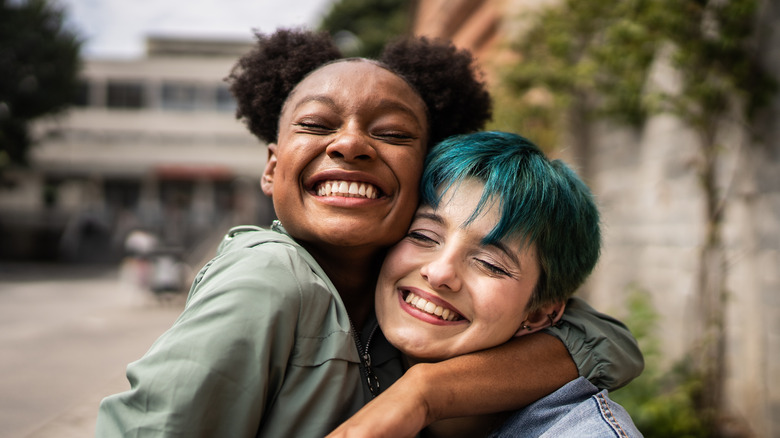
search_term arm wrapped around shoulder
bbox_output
[543,297,644,390]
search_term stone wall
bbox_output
[583,3,780,433]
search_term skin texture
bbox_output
[376,179,563,363]
[261,60,428,327]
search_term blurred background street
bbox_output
[0,263,184,438]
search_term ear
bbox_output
[514,301,567,337]
[261,143,278,197]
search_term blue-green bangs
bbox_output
[420,131,601,306]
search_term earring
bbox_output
[547,310,559,327]
[521,323,532,331]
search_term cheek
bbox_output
[381,243,418,280]
[472,286,527,326]
[390,149,424,191]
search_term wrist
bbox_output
[401,362,441,425]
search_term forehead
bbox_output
[284,60,427,115]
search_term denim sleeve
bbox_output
[542,297,644,390]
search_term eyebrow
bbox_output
[414,210,443,225]
[374,99,425,130]
[292,94,337,112]
[488,240,521,267]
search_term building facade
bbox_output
[0,36,273,264]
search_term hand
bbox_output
[327,366,432,438]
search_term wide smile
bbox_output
[402,290,464,322]
[315,180,381,199]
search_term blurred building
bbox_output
[0,35,273,263]
[413,0,780,436]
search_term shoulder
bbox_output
[187,225,334,309]
[217,225,299,257]
[490,378,643,438]
[540,380,643,438]
[584,390,643,437]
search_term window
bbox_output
[72,80,89,107]
[107,81,144,109]
[161,82,199,111]
[216,85,236,112]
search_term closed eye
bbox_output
[375,131,416,144]
[407,231,438,246]
[476,258,512,278]
[294,121,334,134]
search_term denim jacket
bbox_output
[490,377,643,437]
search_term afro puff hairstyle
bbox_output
[227,28,492,147]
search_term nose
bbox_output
[420,250,462,292]
[326,124,377,162]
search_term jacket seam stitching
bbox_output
[595,392,628,437]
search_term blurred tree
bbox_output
[318,0,413,57]
[0,0,81,173]
[501,0,775,436]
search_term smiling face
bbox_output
[262,60,428,260]
[375,179,543,363]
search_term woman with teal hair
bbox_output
[335,131,641,437]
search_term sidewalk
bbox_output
[0,263,185,438]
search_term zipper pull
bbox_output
[363,352,381,396]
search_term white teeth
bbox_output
[316,180,379,199]
[404,292,460,321]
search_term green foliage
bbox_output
[487,83,561,153]
[610,286,709,437]
[500,0,774,141]
[0,0,82,169]
[318,0,413,58]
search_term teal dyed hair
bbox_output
[421,131,601,310]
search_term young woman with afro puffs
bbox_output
[96,29,643,438]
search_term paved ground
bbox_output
[0,263,186,438]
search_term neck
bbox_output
[301,242,386,329]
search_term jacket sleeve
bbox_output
[95,243,301,437]
[543,297,644,390]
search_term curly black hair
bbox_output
[227,28,492,147]
[380,36,492,148]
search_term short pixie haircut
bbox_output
[420,131,601,311]
[227,28,492,147]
